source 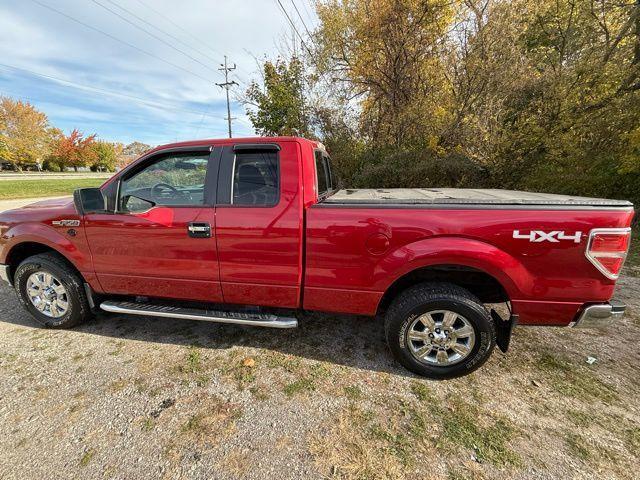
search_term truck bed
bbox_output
[321,188,633,208]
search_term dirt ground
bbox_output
[0,271,639,480]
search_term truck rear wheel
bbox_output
[14,252,92,328]
[384,283,496,379]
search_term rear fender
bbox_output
[378,236,532,300]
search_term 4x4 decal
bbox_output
[513,230,582,243]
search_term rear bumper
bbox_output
[569,300,626,328]
[0,263,10,286]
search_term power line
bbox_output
[299,0,316,26]
[102,0,220,65]
[216,56,238,138]
[131,0,251,79]
[0,62,226,119]
[88,0,217,74]
[0,89,226,132]
[29,0,211,83]
[131,0,223,59]
[290,0,314,39]
[274,0,314,57]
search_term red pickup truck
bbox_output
[0,137,634,378]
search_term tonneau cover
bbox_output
[322,188,633,207]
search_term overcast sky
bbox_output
[0,0,317,146]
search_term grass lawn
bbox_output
[0,178,105,200]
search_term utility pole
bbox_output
[216,55,238,138]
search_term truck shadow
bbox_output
[0,284,408,376]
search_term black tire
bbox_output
[14,252,92,328]
[384,282,496,379]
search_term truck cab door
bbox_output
[214,142,303,308]
[84,146,223,303]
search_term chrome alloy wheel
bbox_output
[26,272,69,318]
[407,310,476,366]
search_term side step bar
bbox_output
[99,301,298,329]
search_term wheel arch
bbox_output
[373,235,532,316]
[4,241,84,286]
[376,263,510,316]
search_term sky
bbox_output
[0,0,317,146]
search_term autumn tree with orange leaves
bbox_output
[0,97,55,168]
[50,129,98,172]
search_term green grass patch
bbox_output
[441,399,521,467]
[410,381,437,405]
[565,409,596,428]
[343,385,363,401]
[282,361,332,397]
[565,432,591,461]
[181,413,206,433]
[367,403,428,467]
[178,346,202,374]
[79,448,96,467]
[283,377,316,397]
[536,352,618,403]
[0,178,104,199]
[624,427,640,451]
[264,352,302,372]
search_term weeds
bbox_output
[284,378,315,397]
[410,381,436,404]
[536,352,618,403]
[565,433,591,461]
[79,448,96,467]
[142,418,155,432]
[343,385,362,401]
[624,427,640,452]
[181,347,202,374]
[283,361,331,397]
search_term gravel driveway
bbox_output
[0,274,639,479]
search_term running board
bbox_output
[99,301,298,329]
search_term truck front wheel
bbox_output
[384,283,496,379]
[14,253,92,328]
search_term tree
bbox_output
[91,141,117,171]
[51,129,97,171]
[448,0,640,200]
[304,0,640,205]
[245,57,309,136]
[0,137,8,160]
[123,141,151,156]
[315,0,455,147]
[0,97,52,168]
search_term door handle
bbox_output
[188,222,211,238]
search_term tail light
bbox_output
[585,228,632,279]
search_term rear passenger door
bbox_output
[214,142,303,308]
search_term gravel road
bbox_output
[0,273,639,479]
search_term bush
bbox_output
[350,148,488,190]
[42,158,61,172]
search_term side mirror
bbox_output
[73,188,106,214]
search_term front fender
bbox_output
[0,222,93,274]
[376,236,533,299]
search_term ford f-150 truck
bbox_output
[0,137,635,378]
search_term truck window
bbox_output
[119,153,209,212]
[232,151,279,206]
[314,150,333,197]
